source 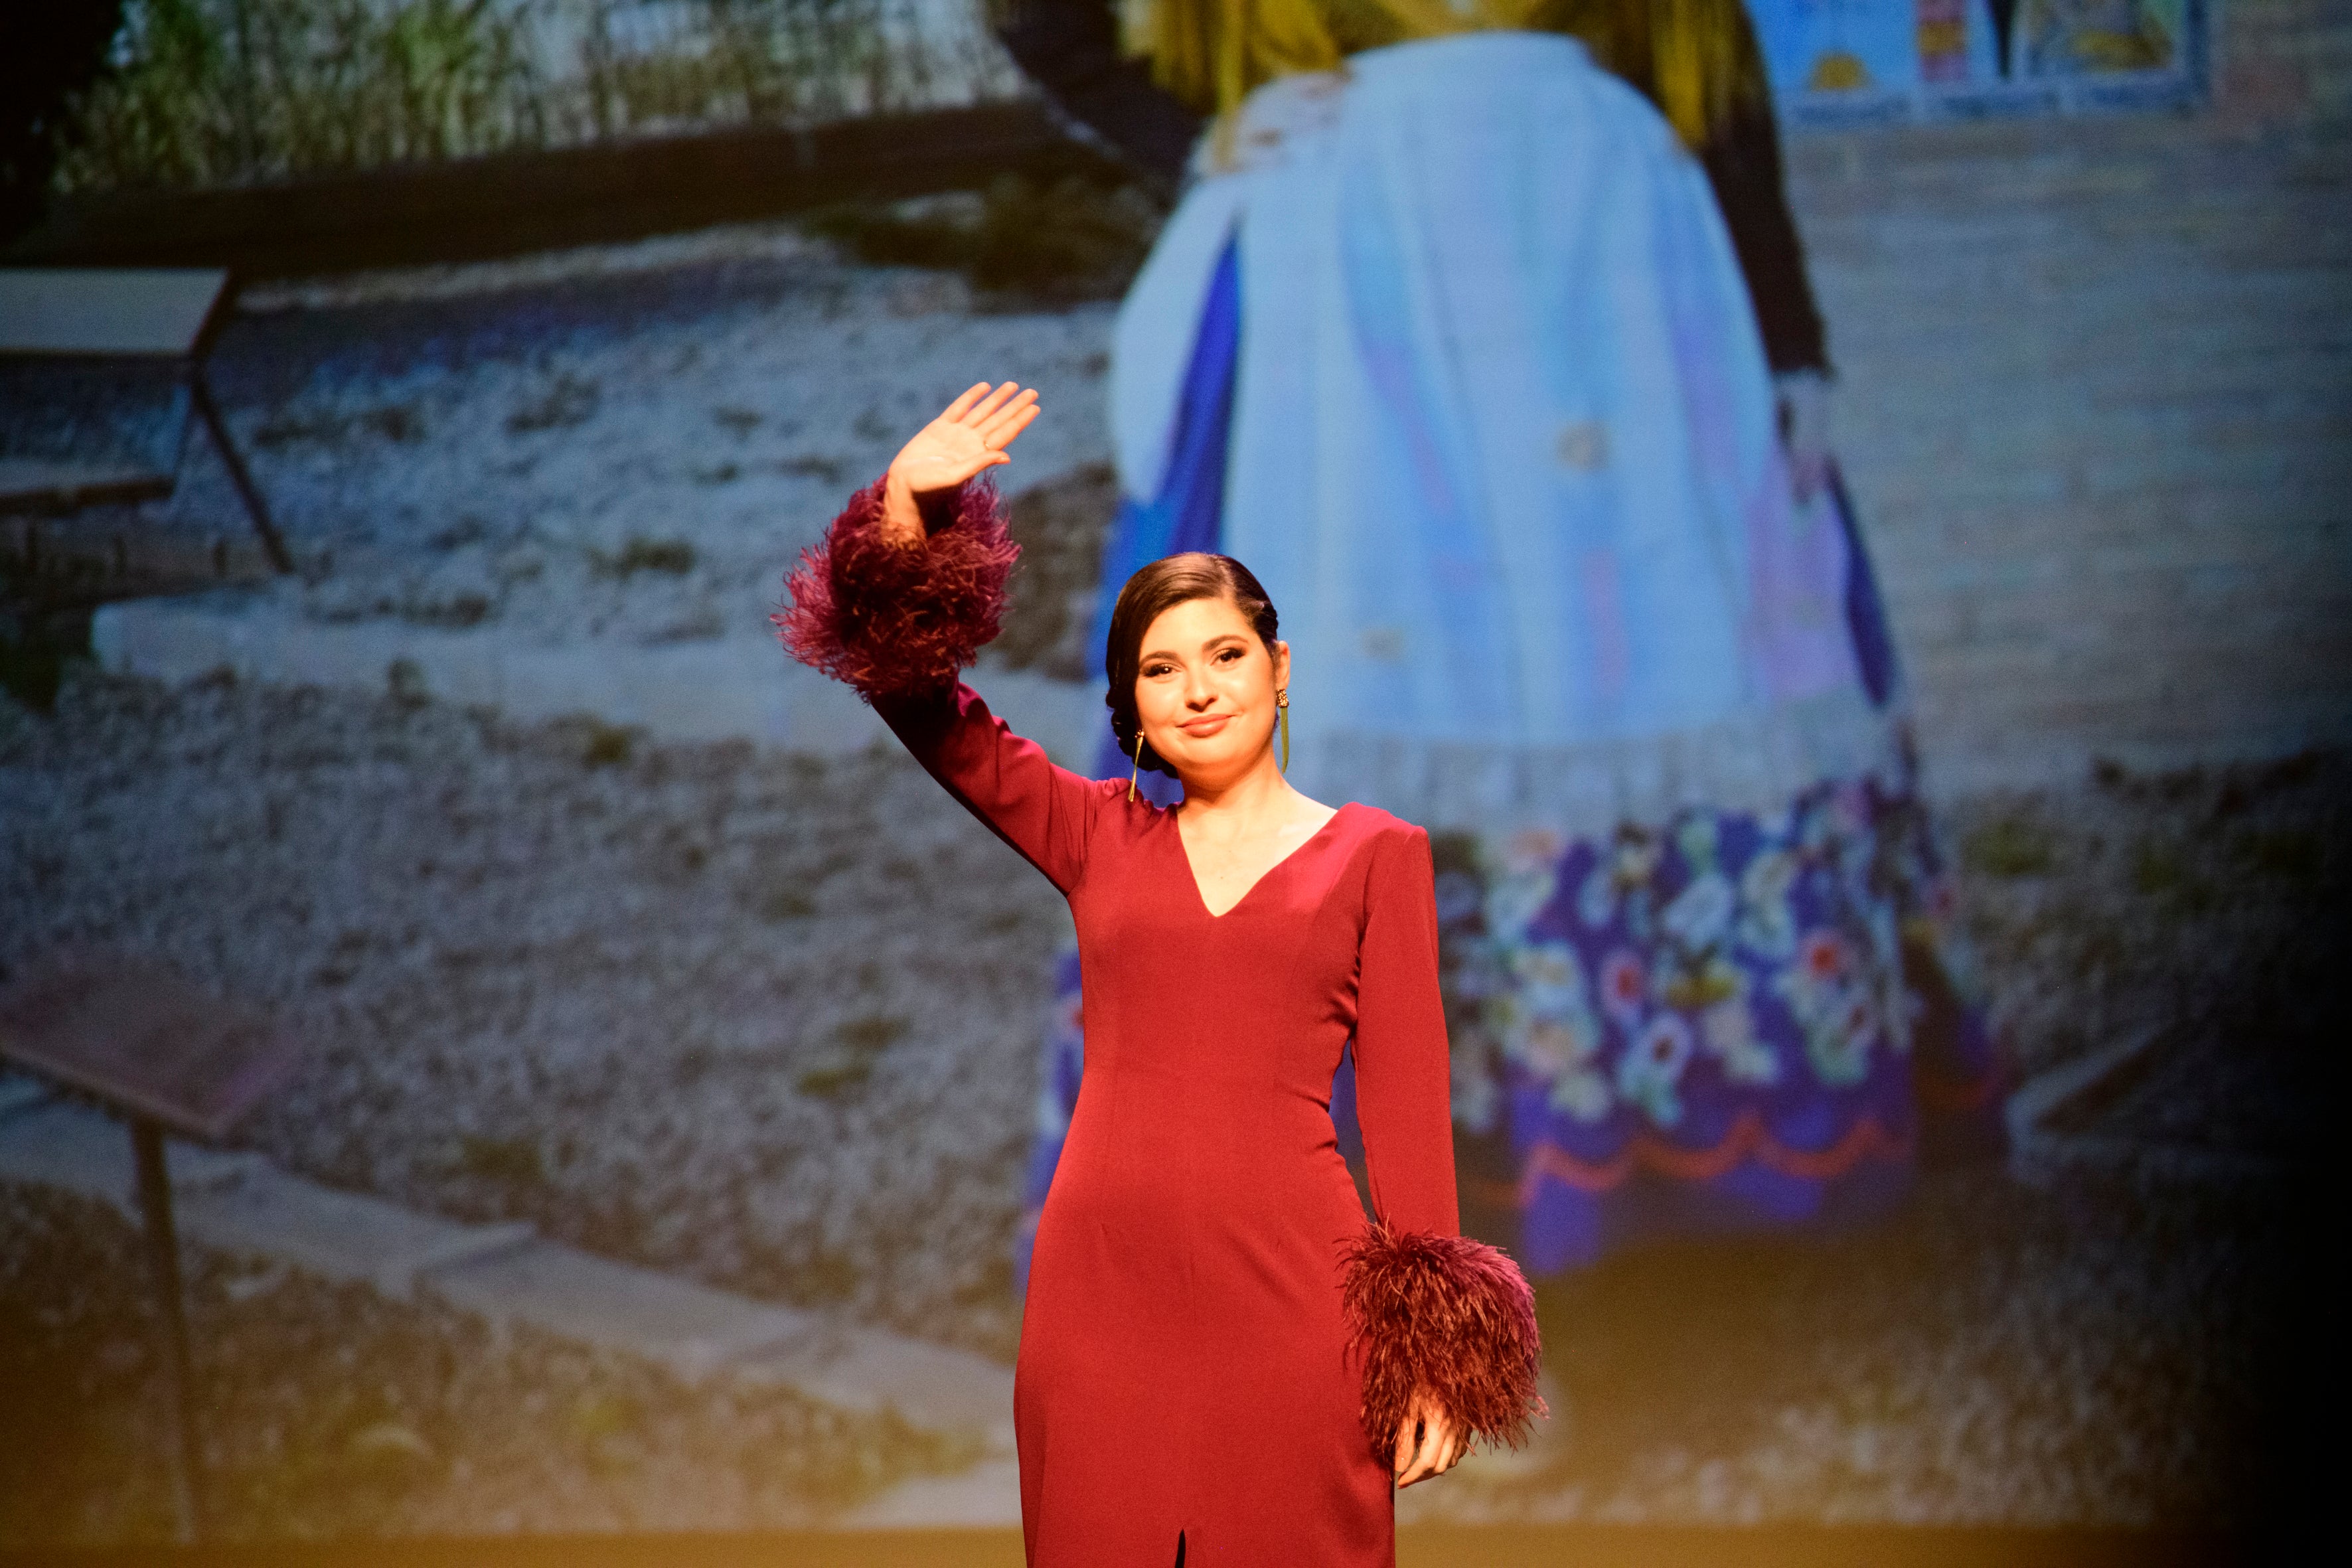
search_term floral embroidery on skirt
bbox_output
[1434,771,2005,1272]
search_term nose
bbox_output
[1184,666,1217,710]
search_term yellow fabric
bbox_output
[1121,0,1765,148]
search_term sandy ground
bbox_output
[3,228,2342,1538]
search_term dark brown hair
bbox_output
[1105,552,1280,778]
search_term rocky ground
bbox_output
[1943,753,2342,1158]
[0,1183,978,1547]
[3,224,2343,1539]
[0,215,1127,665]
[1411,1158,2299,1528]
[0,669,1069,1360]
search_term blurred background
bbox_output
[0,0,2343,1557]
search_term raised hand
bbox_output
[881,381,1042,546]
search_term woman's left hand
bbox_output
[1392,1391,1464,1487]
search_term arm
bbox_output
[775,383,1100,891]
[878,680,1105,895]
[1341,826,1546,1480]
[1352,826,1462,1241]
[1693,20,1834,497]
[1697,96,1830,376]
[992,0,1202,188]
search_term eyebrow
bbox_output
[1139,633,1251,664]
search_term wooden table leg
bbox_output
[189,366,294,575]
[131,1117,205,1542]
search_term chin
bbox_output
[1162,731,1262,779]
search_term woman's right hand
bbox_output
[881,381,1041,547]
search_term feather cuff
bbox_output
[1340,1223,1546,1459]
[773,477,1018,702]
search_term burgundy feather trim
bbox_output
[1340,1223,1547,1460]
[772,477,1019,702]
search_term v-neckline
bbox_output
[1177,801,1352,921]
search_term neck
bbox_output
[1176,747,1293,826]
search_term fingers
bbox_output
[1397,1416,1443,1487]
[1424,1417,1458,1480]
[1393,1401,1425,1485]
[979,394,1040,450]
[937,383,1040,459]
[961,380,1024,427]
[1395,1407,1438,1488]
[1393,1403,1464,1488]
[941,381,994,423]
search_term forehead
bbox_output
[1140,594,1257,650]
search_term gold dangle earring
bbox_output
[1128,729,1146,802]
[1277,690,1291,773]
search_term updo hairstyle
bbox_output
[1104,552,1280,779]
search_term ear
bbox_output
[1271,639,1292,692]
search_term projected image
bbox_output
[1,0,2339,1555]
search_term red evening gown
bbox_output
[777,477,1543,1566]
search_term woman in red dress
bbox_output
[777,382,1544,1565]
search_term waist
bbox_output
[1044,1117,1365,1238]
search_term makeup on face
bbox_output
[1135,603,1283,772]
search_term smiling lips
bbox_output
[1178,713,1238,738]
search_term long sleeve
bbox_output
[1352,824,1460,1239]
[774,475,1020,700]
[777,477,1107,893]
[1340,824,1545,1456]
[1698,97,1831,374]
[992,0,1204,186]
[878,684,1107,895]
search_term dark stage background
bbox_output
[0,0,2343,1557]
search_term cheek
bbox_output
[1217,667,1273,710]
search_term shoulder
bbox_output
[1333,803,1433,874]
[1338,801,1428,846]
[1095,776,1176,831]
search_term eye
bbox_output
[1142,661,1174,678]
[1215,647,1242,664]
